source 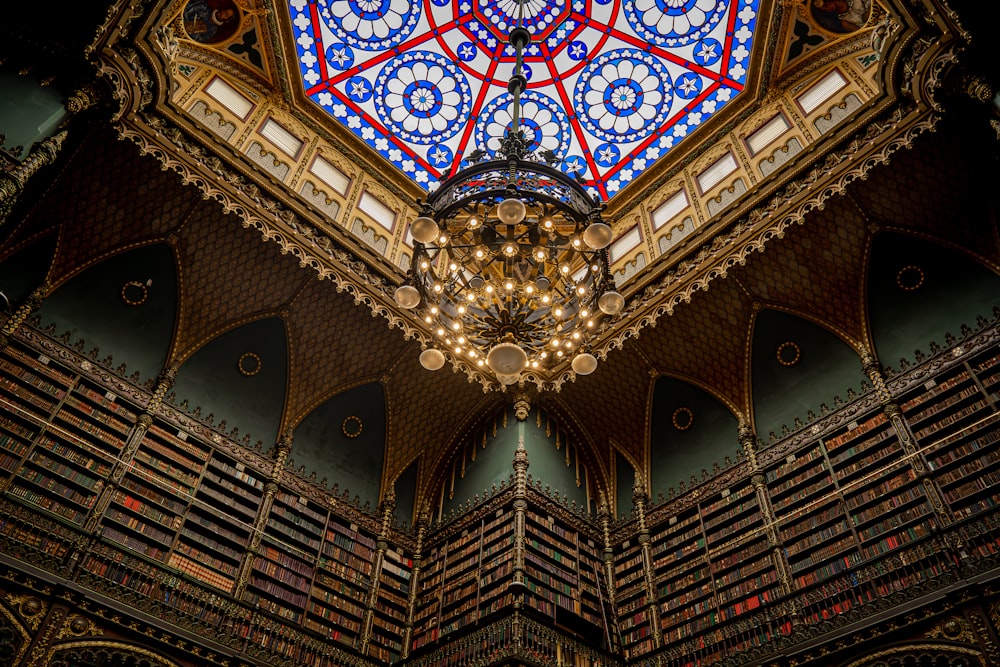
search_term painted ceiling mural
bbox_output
[287,0,761,199]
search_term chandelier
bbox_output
[394,16,624,385]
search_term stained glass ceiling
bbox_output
[287,0,760,199]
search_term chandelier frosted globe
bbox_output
[410,216,440,244]
[394,284,421,310]
[598,291,625,315]
[487,342,529,376]
[496,198,527,225]
[583,222,613,250]
[571,353,598,375]
[419,348,446,371]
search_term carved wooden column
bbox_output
[360,485,395,653]
[234,434,291,599]
[740,421,796,622]
[0,282,49,350]
[0,131,66,225]
[511,431,530,648]
[632,473,662,649]
[597,492,620,651]
[84,366,177,533]
[401,507,428,659]
[862,351,954,530]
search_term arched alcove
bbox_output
[867,233,1000,369]
[649,376,739,499]
[291,381,386,508]
[751,309,865,439]
[171,317,287,447]
[441,407,590,517]
[35,244,177,383]
[0,234,56,306]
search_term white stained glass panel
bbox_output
[746,114,790,155]
[205,77,253,119]
[697,153,738,193]
[260,118,303,157]
[797,70,848,115]
[651,189,689,229]
[359,191,396,231]
[609,226,642,263]
[310,157,350,195]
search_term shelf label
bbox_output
[235,461,244,471]
[847,420,858,430]
[924,379,936,390]
[785,454,796,464]
[104,391,117,402]
[721,488,730,498]
[299,495,309,505]
[668,516,677,525]
[176,430,188,441]
[37,354,50,365]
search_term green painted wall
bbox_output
[0,236,55,305]
[649,377,740,499]
[0,73,67,159]
[36,244,176,383]
[393,461,418,529]
[444,408,588,515]
[869,233,1000,369]
[292,382,386,509]
[171,317,287,448]
[751,310,866,440]
[615,450,635,519]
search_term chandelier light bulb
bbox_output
[430,306,439,314]
[571,352,598,375]
[561,264,570,274]
[449,262,458,272]
[457,336,466,343]
[503,243,516,256]
[439,234,449,244]
[436,328,446,336]
[572,237,582,248]
[451,321,462,331]
[393,284,420,309]
[576,285,586,296]
[543,218,554,230]
[535,249,547,261]
[420,260,430,270]
[583,222,613,250]
[475,249,485,259]
[525,284,535,294]
[485,284,494,294]
[433,283,443,293]
[457,305,467,314]
[554,307,563,318]
[505,281,514,291]
[497,198,527,225]
[487,342,528,375]
[542,295,551,304]
[419,348,446,371]
[468,216,480,228]
[598,290,625,315]
[410,216,440,244]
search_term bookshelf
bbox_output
[170,448,259,595]
[522,504,604,633]
[1,322,999,667]
[307,514,376,647]
[370,546,412,662]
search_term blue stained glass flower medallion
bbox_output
[286,0,763,196]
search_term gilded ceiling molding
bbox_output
[596,38,958,364]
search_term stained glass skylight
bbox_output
[287,0,761,198]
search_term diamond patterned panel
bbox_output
[732,200,868,349]
[170,206,310,363]
[284,278,503,492]
[545,345,651,473]
[36,131,195,286]
[283,277,410,426]
[383,354,504,495]
[850,132,1000,268]
[633,275,755,419]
